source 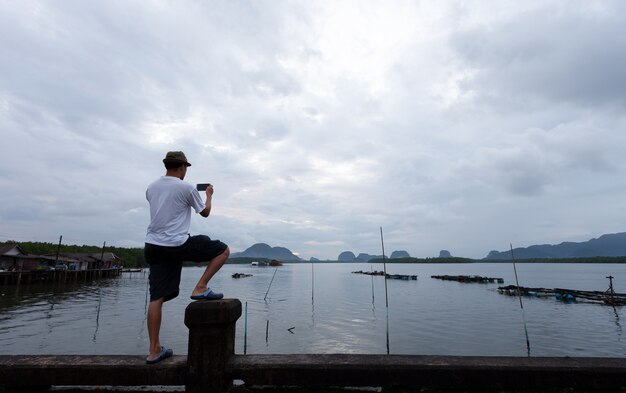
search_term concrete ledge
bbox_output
[0,355,188,387]
[227,354,626,390]
[4,353,626,391]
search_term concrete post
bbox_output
[184,299,242,393]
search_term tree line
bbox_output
[483,256,626,263]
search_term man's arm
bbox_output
[199,185,213,217]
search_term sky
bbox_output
[1,0,626,260]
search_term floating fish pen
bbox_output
[352,271,417,280]
[232,273,253,279]
[498,284,626,306]
[353,270,385,276]
[431,275,504,284]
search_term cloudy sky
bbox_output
[1,1,625,260]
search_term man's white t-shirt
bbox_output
[145,176,205,247]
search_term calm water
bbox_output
[1,263,625,357]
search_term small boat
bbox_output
[232,273,253,279]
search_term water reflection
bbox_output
[0,272,149,355]
[612,306,621,327]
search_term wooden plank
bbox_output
[0,355,188,387]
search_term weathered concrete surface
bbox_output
[228,354,626,390]
[185,299,242,393]
[4,352,626,391]
[0,355,187,388]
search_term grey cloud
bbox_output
[0,0,303,143]
[495,157,552,197]
[462,122,621,197]
[451,2,626,108]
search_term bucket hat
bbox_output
[163,151,191,166]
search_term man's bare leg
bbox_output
[191,247,229,296]
[147,298,164,361]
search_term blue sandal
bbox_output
[146,346,173,364]
[190,288,223,300]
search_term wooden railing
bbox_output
[2,299,626,392]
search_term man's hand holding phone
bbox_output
[197,183,214,196]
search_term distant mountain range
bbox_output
[231,243,414,261]
[232,233,626,262]
[337,250,411,261]
[485,232,626,259]
[231,243,301,260]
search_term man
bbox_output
[144,151,230,364]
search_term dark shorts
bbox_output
[145,235,228,302]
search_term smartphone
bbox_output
[196,183,212,191]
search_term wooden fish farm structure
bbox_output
[498,276,626,306]
[432,274,504,284]
[352,270,417,280]
[0,268,121,286]
[1,242,126,286]
[498,285,626,305]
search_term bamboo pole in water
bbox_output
[380,226,390,355]
[311,262,314,304]
[511,244,531,356]
[96,288,102,324]
[264,267,279,301]
[371,263,375,304]
[244,301,248,355]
